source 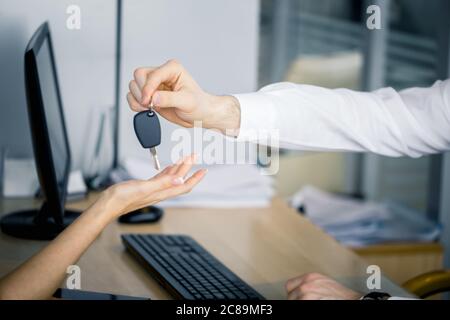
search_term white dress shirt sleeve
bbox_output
[234,80,450,158]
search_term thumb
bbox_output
[152,90,196,112]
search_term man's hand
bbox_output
[286,273,362,300]
[127,59,241,136]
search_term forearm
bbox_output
[226,81,450,157]
[129,62,449,157]
[0,155,205,300]
[0,196,115,300]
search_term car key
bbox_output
[133,109,161,170]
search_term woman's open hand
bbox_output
[98,154,206,220]
[0,154,206,300]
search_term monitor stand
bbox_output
[0,202,81,240]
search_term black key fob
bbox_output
[133,110,161,148]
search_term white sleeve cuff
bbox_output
[232,92,279,142]
[388,296,419,300]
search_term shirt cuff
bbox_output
[388,296,419,300]
[232,92,279,142]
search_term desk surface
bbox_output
[0,194,410,299]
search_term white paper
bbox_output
[67,170,87,196]
[290,186,441,247]
[3,159,39,198]
[3,159,87,199]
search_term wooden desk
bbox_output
[0,194,411,299]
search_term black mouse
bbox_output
[118,206,164,224]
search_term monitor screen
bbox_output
[34,36,69,198]
[0,23,77,239]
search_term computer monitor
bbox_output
[0,22,80,240]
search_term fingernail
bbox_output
[152,92,160,107]
[141,95,148,105]
[172,177,185,185]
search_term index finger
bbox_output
[133,67,156,89]
[140,59,183,106]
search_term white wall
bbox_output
[0,0,116,173]
[118,0,260,165]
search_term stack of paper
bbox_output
[123,157,274,208]
[290,186,441,247]
[2,158,39,198]
[2,159,87,199]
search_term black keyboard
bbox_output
[121,234,264,300]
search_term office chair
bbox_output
[403,270,450,299]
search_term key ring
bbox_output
[147,99,155,117]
